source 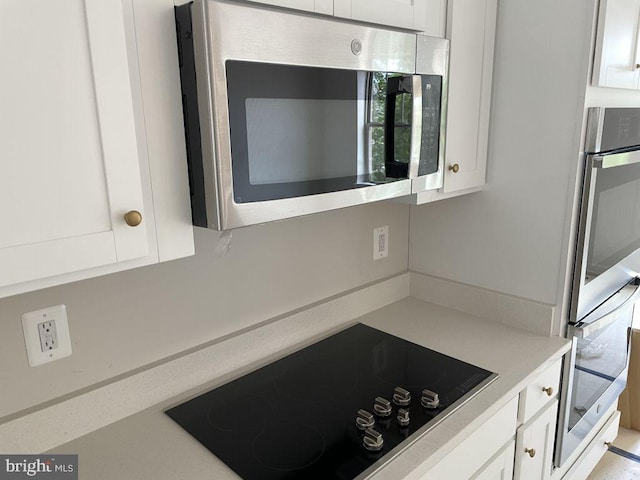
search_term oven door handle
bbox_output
[569,277,640,339]
[593,149,640,169]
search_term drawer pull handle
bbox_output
[448,163,460,173]
[605,441,612,448]
[542,386,554,396]
[525,448,536,458]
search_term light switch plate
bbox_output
[22,305,72,367]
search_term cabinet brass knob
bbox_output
[636,64,640,69]
[605,441,612,448]
[525,448,536,458]
[124,210,143,227]
[448,163,460,173]
[542,386,554,396]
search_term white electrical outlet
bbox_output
[38,319,59,351]
[22,305,72,367]
[373,226,389,260]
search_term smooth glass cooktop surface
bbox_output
[166,323,497,479]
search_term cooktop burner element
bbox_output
[166,323,498,479]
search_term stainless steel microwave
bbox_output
[175,0,449,230]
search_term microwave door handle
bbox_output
[409,75,422,179]
[384,75,420,178]
[569,277,640,339]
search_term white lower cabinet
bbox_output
[419,397,518,479]
[473,441,516,480]
[561,410,620,480]
[518,359,562,424]
[513,360,562,480]
[514,401,558,480]
[411,359,622,480]
[418,359,564,480]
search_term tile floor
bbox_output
[588,428,640,479]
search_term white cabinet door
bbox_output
[315,0,333,14]
[514,401,558,480]
[421,0,447,38]
[0,0,148,288]
[593,0,640,89]
[242,0,332,15]
[334,0,427,31]
[420,397,518,479]
[473,440,515,480]
[442,0,497,193]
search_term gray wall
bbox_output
[0,202,409,419]
[409,0,596,333]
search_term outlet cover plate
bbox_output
[373,225,389,260]
[22,305,72,367]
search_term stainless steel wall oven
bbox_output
[556,107,640,466]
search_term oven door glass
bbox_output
[568,286,636,430]
[586,158,640,280]
[225,61,442,203]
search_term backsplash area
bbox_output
[0,202,409,420]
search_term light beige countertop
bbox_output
[50,297,570,479]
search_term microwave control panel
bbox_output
[419,75,442,176]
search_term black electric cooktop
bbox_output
[166,323,497,479]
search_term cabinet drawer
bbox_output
[420,396,518,479]
[562,410,620,480]
[518,359,562,424]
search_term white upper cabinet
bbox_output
[593,0,640,89]
[402,0,497,204]
[442,0,497,193]
[0,0,147,288]
[0,0,194,298]
[243,0,333,15]
[334,0,427,31]
[421,0,447,38]
[241,0,444,34]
